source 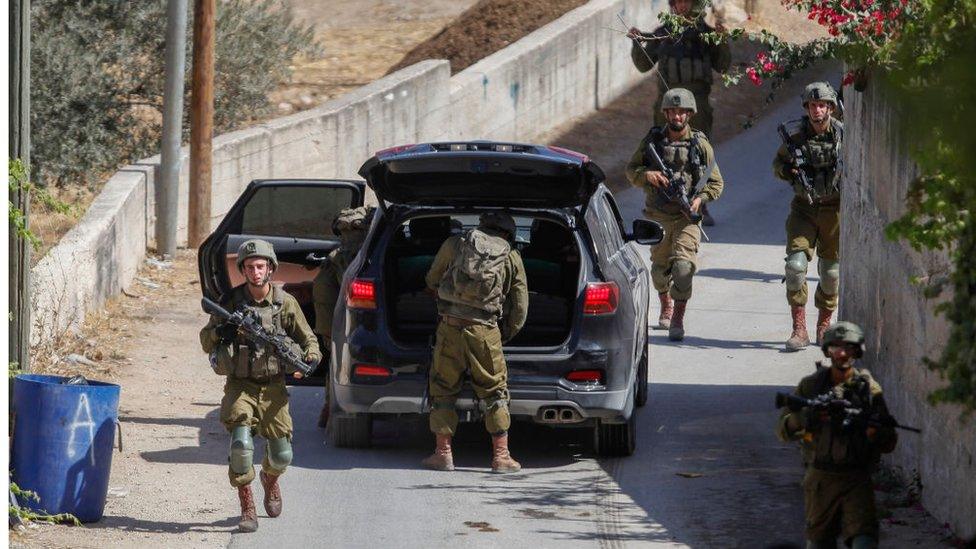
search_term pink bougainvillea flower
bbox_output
[747,67,762,86]
[841,71,855,87]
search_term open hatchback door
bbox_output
[358,142,605,208]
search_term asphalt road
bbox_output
[231,101,825,548]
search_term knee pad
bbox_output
[785,252,809,291]
[817,258,840,295]
[670,260,695,291]
[229,426,254,475]
[266,437,293,469]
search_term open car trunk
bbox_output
[383,214,580,347]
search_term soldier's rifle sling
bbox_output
[201,297,313,376]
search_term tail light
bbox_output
[583,282,619,315]
[352,364,393,384]
[347,278,377,309]
[565,369,604,384]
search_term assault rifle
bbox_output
[777,121,817,205]
[775,392,921,433]
[644,142,704,223]
[201,297,314,376]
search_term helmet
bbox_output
[478,212,516,240]
[332,206,375,238]
[801,82,838,107]
[236,239,278,271]
[661,88,697,113]
[821,321,865,358]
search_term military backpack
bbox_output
[438,229,510,316]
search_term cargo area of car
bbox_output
[383,214,581,347]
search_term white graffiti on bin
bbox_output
[67,393,97,466]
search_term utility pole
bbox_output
[158,0,188,256]
[188,0,215,248]
[9,0,32,372]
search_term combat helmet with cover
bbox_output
[801,82,838,108]
[821,321,864,357]
[437,212,516,319]
[236,239,278,271]
[661,88,698,113]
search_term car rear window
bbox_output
[240,185,355,239]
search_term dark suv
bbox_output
[199,141,662,456]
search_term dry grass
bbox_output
[29,249,201,382]
[28,185,96,267]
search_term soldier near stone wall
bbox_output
[628,0,731,225]
[421,212,528,474]
[773,82,844,351]
[625,88,724,342]
[776,322,897,549]
[200,239,321,533]
[311,206,375,428]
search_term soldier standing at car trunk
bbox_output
[199,239,321,532]
[421,212,528,473]
[312,206,375,428]
[773,82,844,351]
[625,88,724,341]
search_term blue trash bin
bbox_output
[11,374,121,523]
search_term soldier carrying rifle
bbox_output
[776,321,899,549]
[773,82,844,351]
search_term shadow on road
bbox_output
[87,515,237,534]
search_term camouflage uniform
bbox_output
[630,19,731,137]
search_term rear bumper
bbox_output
[333,378,632,424]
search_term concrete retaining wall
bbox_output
[30,0,663,345]
[841,79,976,539]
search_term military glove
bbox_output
[216,322,238,344]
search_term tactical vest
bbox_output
[642,127,707,213]
[656,26,713,86]
[798,118,843,199]
[438,229,510,319]
[213,285,295,381]
[802,368,878,471]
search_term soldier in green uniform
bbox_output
[200,239,321,533]
[627,0,731,225]
[421,212,529,473]
[625,88,724,341]
[773,82,844,351]
[776,322,897,549]
[311,206,375,427]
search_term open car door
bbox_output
[198,179,366,382]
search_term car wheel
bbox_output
[327,378,372,448]
[594,409,637,457]
[635,342,649,408]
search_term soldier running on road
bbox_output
[200,239,321,533]
[773,82,844,351]
[625,88,724,342]
[627,0,731,226]
[421,212,528,473]
[776,322,897,549]
[311,206,375,427]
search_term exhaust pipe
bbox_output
[542,408,558,421]
[538,406,583,424]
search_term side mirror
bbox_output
[629,219,664,245]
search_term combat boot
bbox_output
[421,434,455,471]
[490,433,521,473]
[237,484,258,533]
[259,470,283,518]
[657,292,673,329]
[815,308,834,345]
[668,300,687,341]
[785,305,810,352]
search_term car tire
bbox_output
[327,378,372,448]
[594,410,637,457]
[635,342,649,408]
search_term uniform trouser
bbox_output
[221,377,293,487]
[653,83,714,137]
[645,209,701,301]
[428,321,511,436]
[786,200,840,311]
[803,468,878,544]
